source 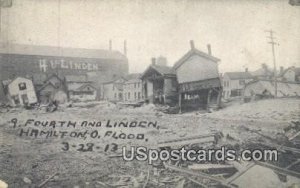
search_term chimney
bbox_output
[151,57,156,65]
[123,40,127,56]
[190,40,195,49]
[207,44,212,55]
[109,39,112,51]
[245,68,248,72]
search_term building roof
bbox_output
[102,77,127,85]
[68,82,96,91]
[173,48,220,70]
[0,43,127,60]
[141,64,175,79]
[225,72,254,80]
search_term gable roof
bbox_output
[0,43,127,60]
[173,48,220,70]
[225,72,254,80]
[68,82,97,91]
[102,77,127,85]
[77,83,97,91]
[141,64,175,79]
[37,81,57,92]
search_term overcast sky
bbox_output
[0,0,299,73]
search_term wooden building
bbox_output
[37,74,68,104]
[123,74,143,102]
[102,77,126,102]
[141,59,177,105]
[222,70,254,99]
[173,41,222,112]
[2,77,38,106]
[65,74,98,102]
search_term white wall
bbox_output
[123,79,143,102]
[8,77,37,105]
[176,54,219,84]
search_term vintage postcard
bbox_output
[0,0,299,187]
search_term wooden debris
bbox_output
[164,162,237,188]
[158,133,219,148]
[257,142,300,154]
[188,177,209,188]
[188,163,235,171]
[142,169,150,188]
[38,172,59,188]
[225,162,256,184]
[255,161,300,178]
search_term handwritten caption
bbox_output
[10,118,159,153]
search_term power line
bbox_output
[265,29,279,98]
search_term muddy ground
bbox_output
[0,98,300,188]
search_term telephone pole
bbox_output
[266,29,279,98]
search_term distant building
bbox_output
[123,74,143,102]
[243,80,300,102]
[0,43,128,102]
[37,74,68,104]
[222,70,254,99]
[102,77,126,102]
[68,83,97,102]
[280,67,300,83]
[174,42,222,112]
[2,77,38,106]
[65,74,98,102]
[250,64,273,80]
[141,59,177,105]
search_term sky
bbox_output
[0,0,299,73]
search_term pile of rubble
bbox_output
[95,123,300,188]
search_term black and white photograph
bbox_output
[0,0,300,187]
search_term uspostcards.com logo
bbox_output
[122,146,278,165]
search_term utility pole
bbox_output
[265,29,279,98]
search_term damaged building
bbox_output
[36,74,68,104]
[2,77,38,106]
[0,43,128,102]
[174,41,222,112]
[141,58,178,105]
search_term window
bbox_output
[128,92,130,99]
[134,92,137,99]
[18,82,27,90]
[134,83,136,88]
[138,92,141,99]
[114,93,117,99]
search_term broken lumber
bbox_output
[158,133,218,148]
[255,161,300,178]
[257,142,300,154]
[38,172,59,188]
[188,163,235,171]
[164,162,237,188]
[188,177,209,188]
[142,169,150,188]
[225,162,255,184]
